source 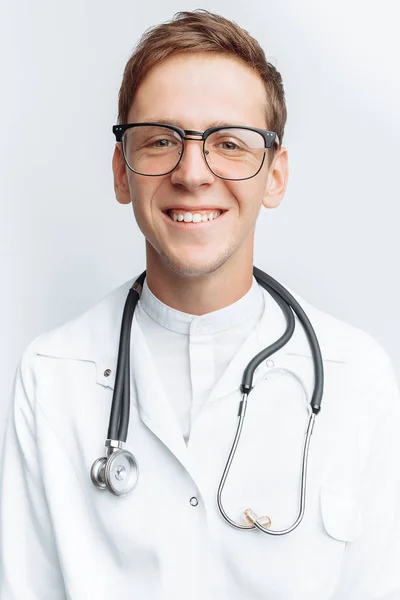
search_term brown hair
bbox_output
[117,9,287,160]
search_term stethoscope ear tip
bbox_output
[243,508,272,528]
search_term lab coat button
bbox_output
[266,360,274,368]
[104,369,112,377]
[190,496,199,506]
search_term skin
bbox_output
[112,52,289,315]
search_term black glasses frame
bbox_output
[112,122,280,181]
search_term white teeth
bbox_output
[168,210,222,223]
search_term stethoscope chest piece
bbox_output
[91,450,139,496]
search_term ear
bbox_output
[112,144,132,205]
[262,146,289,209]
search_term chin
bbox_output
[160,249,232,278]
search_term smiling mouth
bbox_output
[163,208,227,224]
[162,210,228,232]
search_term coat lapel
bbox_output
[128,315,194,474]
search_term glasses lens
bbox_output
[122,126,182,175]
[205,128,266,180]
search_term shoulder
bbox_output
[20,277,136,371]
[285,283,392,369]
[284,285,399,414]
[266,284,400,434]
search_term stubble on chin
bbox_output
[157,244,235,278]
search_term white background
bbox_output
[1,0,399,439]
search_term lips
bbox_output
[163,208,227,215]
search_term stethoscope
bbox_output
[91,266,324,536]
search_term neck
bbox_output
[144,242,254,315]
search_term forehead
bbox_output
[128,53,268,129]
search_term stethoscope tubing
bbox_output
[215,267,323,535]
[107,272,145,442]
[252,266,323,414]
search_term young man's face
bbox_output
[113,52,288,278]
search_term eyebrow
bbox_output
[139,118,247,129]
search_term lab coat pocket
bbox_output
[320,485,363,542]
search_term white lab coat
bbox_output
[1,277,399,600]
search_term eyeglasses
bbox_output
[113,123,280,181]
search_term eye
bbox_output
[209,133,246,153]
[153,138,175,148]
[219,140,238,150]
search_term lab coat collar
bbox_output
[139,274,264,335]
[34,274,347,394]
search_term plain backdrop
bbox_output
[1,0,399,441]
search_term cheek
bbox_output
[128,176,161,216]
[227,180,265,215]
[126,178,151,234]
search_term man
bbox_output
[1,10,399,600]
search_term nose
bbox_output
[170,139,215,190]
